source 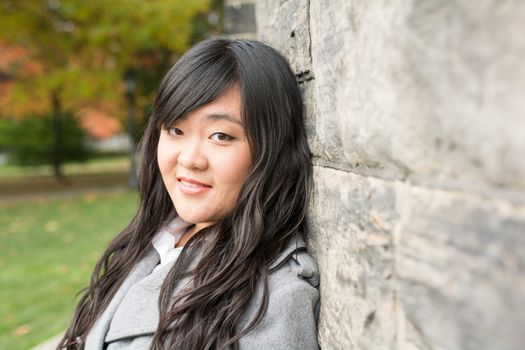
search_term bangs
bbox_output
[153,41,239,130]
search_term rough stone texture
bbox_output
[309,166,399,349]
[255,1,525,350]
[256,0,318,157]
[256,0,312,74]
[307,0,525,199]
[224,0,257,35]
[224,0,258,39]
[397,187,525,350]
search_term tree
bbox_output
[0,112,91,166]
[0,0,210,179]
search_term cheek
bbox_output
[156,137,176,176]
[219,148,252,189]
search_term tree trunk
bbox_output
[127,88,138,190]
[51,90,64,181]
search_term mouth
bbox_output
[176,177,212,195]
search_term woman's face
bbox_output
[157,86,252,231]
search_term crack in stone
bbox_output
[295,69,315,84]
[307,0,313,64]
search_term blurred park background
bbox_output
[0,1,224,348]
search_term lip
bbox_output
[177,177,212,195]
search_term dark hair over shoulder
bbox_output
[59,38,312,350]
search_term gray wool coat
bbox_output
[84,233,320,350]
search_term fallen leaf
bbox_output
[12,324,31,337]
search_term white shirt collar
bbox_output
[151,216,193,270]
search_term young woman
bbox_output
[59,38,319,350]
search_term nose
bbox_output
[177,140,208,170]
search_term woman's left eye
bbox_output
[167,127,184,136]
[210,132,234,141]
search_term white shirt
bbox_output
[151,217,193,272]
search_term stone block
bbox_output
[397,186,525,350]
[308,166,400,349]
[224,1,257,35]
[256,0,312,74]
[298,79,319,155]
[308,0,525,194]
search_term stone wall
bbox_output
[254,1,525,349]
[224,0,257,39]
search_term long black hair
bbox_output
[59,38,312,350]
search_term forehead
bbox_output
[178,86,243,126]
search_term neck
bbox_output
[175,222,213,247]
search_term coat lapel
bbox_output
[84,248,160,350]
[103,258,192,342]
[102,247,199,343]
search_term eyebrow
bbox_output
[206,113,244,127]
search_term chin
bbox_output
[175,210,207,225]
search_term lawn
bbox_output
[0,190,139,349]
[0,155,130,179]
[0,155,131,196]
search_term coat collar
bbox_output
[270,232,319,287]
[84,231,318,348]
[269,231,307,271]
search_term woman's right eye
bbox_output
[167,127,183,136]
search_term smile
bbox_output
[177,177,212,195]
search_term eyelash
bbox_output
[211,132,235,141]
[167,128,235,142]
[167,127,183,136]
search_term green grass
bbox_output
[0,190,139,349]
[0,155,130,178]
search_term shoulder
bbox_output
[239,239,320,350]
[268,249,320,308]
[269,232,320,288]
[268,233,320,301]
[266,250,320,332]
